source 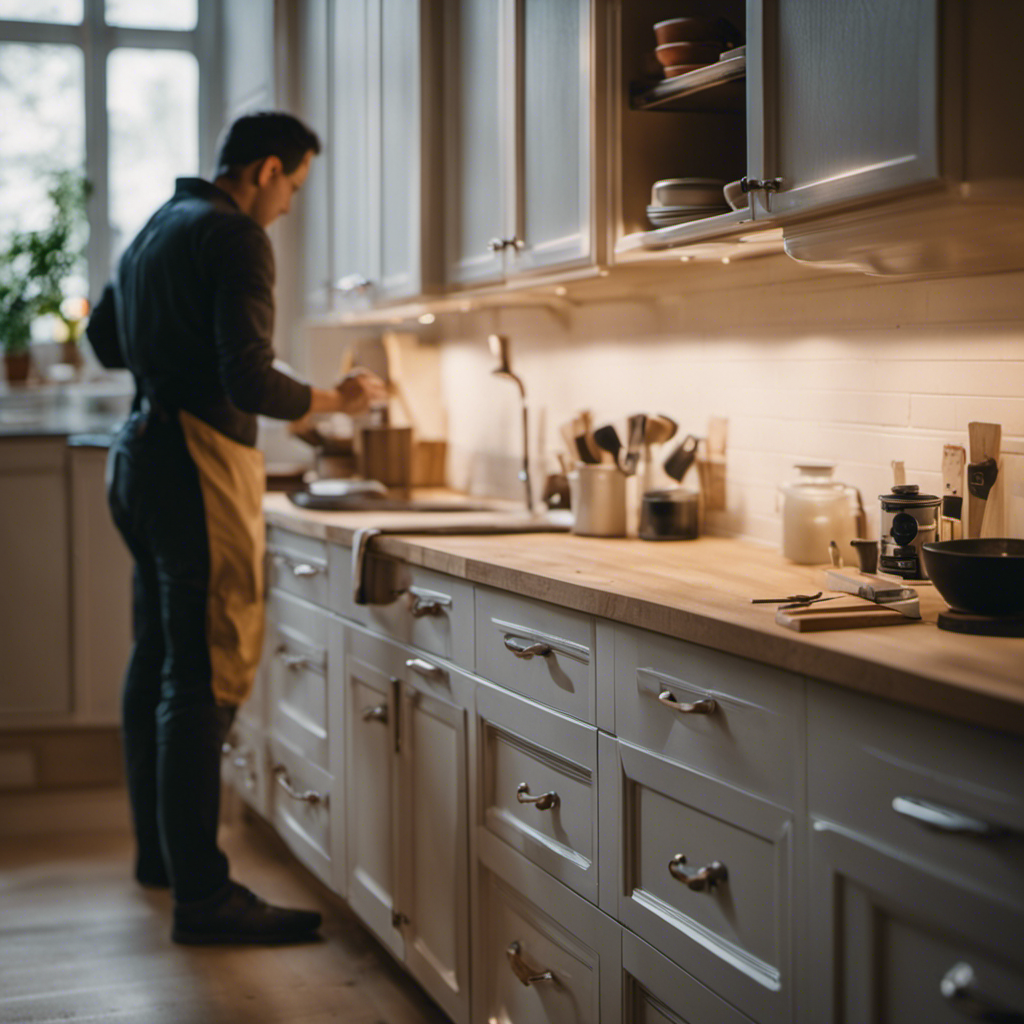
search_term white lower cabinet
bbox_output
[476,841,621,1024]
[622,929,755,1024]
[807,821,1024,1024]
[343,623,473,1024]
[599,733,795,1024]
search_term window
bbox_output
[0,0,213,311]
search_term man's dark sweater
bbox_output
[88,177,311,446]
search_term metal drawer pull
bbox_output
[941,961,1024,1021]
[279,651,314,671]
[669,854,728,891]
[408,591,452,618]
[274,554,321,578]
[657,690,717,715]
[892,796,1008,838]
[405,657,445,681]
[361,704,388,723]
[232,752,252,770]
[272,765,327,807]
[516,782,559,811]
[503,635,552,659]
[506,941,555,987]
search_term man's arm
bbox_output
[84,284,127,369]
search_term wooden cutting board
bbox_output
[776,600,919,632]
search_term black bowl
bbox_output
[921,539,1024,617]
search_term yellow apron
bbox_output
[179,410,266,707]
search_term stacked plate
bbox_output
[647,177,729,228]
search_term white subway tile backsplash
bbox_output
[434,266,1024,543]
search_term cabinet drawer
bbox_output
[476,586,596,723]
[348,560,475,670]
[601,736,794,1024]
[476,846,620,1024]
[809,820,1024,1024]
[808,683,1024,906]
[221,719,266,818]
[476,680,599,903]
[267,527,330,607]
[623,929,755,1024]
[268,735,332,886]
[266,590,329,768]
[614,625,803,808]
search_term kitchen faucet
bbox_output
[488,334,533,513]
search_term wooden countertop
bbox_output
[264,492,1024,737]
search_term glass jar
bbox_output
[779,463,861,565]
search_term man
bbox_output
[87,112,386,944]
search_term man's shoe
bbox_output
[172,881,322,945]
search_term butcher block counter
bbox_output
[263,493,1024,737]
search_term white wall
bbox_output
[434,255,1024,547]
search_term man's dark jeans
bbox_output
[107,405,235,903]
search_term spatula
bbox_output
[941,444,966,540]
[967,421,1001,538]
[592,424,623,469]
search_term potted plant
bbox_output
[0,172,90,383]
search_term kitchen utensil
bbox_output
[664,434,698,482]
[824,569,921,619]
[941,444,966,540]
[568,464,627,536]
[777,595,844,610]
[775,601,919,632]
[653,16,728,44]
[593,423,623,468]
[574,433,601,464]
[851,538,879,573]
[650,179,728,207]
[751,591,823,605]
[778,463,861,565]
[967,420,1001,538]
[922,538,1024,618]
[655,41,723,66]
[640,414,678,491]
[878,484,940,579]
[638,487,699,541]
[621,414,646,476]
[828,540,843,567]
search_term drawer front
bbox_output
[809,820,1024,1024]
[808,683,1024,905]
[268,735,332,886]
[266,590,329,768]
[347,558,475,670]
[476,848,620,1024]
[221,719,266,817]
[623,930,756,1024]
[267,527,330,607]
[477,680,599,903]
[614,625,803,807]
[603,738,794,1024]
[476,586,595,723]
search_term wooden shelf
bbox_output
[630,54,745,112]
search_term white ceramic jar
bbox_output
[779,463,861,565]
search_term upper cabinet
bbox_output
[294,0,440,313]
[616,0,1024,274]
[443,0,602,288]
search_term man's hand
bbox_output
[336,368,389,415]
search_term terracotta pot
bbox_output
[4,351,32,383]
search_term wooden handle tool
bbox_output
[941,444,966,540]
[967,422,1001,538]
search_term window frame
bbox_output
[0,0,222,300]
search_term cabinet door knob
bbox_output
[487,237,506,252]
[940,961,1024,1021]
[274,554,321,578]
[333,273,373,294]
[892,796,1008,838]
[361,704,388,723]
[272,764,328,807]
[503,635,552,659]
[668,854,727,891]
[516,782,559,811]
[657,690,717,715]
[506,941,555,987]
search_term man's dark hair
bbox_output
[215,111,321,179]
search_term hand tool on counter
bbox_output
[593,423,624,469]
[640,413,679,491]
[663,434,698,483]
[967,421,1001,539]
[940,444,966,540]
[824,568,921,619]
[621,414,647,476]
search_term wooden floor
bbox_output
[0,814,451,1024]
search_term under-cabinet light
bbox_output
[418,313,436,324]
